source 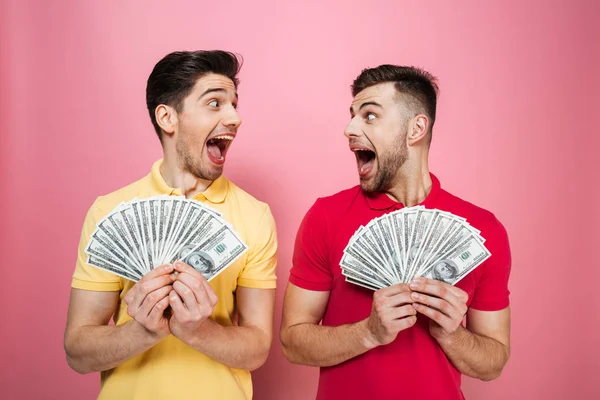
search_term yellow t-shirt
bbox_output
[72,159,278,400]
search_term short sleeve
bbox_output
[71,198,124,292]
[289,199,332,291]
[469,216,512,311]
[237,205,278,289]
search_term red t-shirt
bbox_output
[289,174,511,400]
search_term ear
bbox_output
[155,104,178,137]
[407,114,429,146]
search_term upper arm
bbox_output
[236,286,276,341]
[72,199,123,291]
[64,288,120,342]
[466,306,511,352]
[470,216,512,310]
[281,282,330,330]
[237,205,278,289]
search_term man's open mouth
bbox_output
[351,146,377,178]
[206,134,235,165]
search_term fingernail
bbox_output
[411,293,420,300]
[409,282,419,289]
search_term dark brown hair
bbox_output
[146,50,242,140]
[352,65,439,135]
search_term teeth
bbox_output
[212,135,234,141]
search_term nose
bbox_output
[344,116,362,139]
[222,104,242,129]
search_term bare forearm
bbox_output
[65,320,161,374]
[281,319,375,367]
[182,319,271,371]
[437,326,510,381]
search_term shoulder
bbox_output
[307,185,363,217]
[226,179,274,223]
[438,189,506,234]
[90,174,151,217]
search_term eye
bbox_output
[232,103,238,110]
[208,100,219,107]
[365,113,376,121]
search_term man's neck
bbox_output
[385,161,432,207]
[160,153,213,199]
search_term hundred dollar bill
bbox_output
[371,217,403,282]
[405,209,437,281]
[355,228,398,283]
[100,205,147,274]
[87,254,141,281]
[411,211,454,279]
[344,274,382,291]
[132,199,154,270]
[340,251,395,287]
[164,205,217,264]
[421,234,491,285]
[175,224,248,281]
[401,206,422,269]
[161,199,190,264]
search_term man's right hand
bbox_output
[364,283,417,348]
[124,264,175,339]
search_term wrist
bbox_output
[128,320,168,344]
[180,318,217,348]
[434,324,466,346]
[358,318,380,350]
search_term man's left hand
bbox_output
[168,261,219,342]
[409,277,468,342]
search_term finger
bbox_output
[199,278,218,307]
[173,280,205,312]
[147,296,170,326]
[410,292,457,319]
[173,261,205,279]
[386,291,415,307]
[411,277,465,300]
[132,274,175,309]
[390,315,418,332]
[138,285,173,319]
[175,272,210,305]
[385,304,417,320]
[377,283,411,297]
[409,278,459,304]
[413,303,453,330]
[169,290,188,317]
[142,264,175,281]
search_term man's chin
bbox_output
[187,161,223,182]
[359,181,377,194]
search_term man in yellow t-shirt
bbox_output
[64,50,277,400]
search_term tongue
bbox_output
[360,158,373,174]
[207,142,223,160]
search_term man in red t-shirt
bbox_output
[280,65,511,400]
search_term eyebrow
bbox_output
[198,88,239,101]
[350,101,383,116]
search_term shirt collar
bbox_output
[149,159,229,204]
[364,173,441,210]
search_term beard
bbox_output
[361,132,408,193]
[176,129,223,181]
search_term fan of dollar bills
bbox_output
[341,206,491,291]
[85,196,247,282]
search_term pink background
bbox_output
[1,0,598,399]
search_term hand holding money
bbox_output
[364,283,417,348]
[169,262,219,342]
[123,264,175,339]
[85,196,248,283]
[341,206,491,290]
[409,277,469,341]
